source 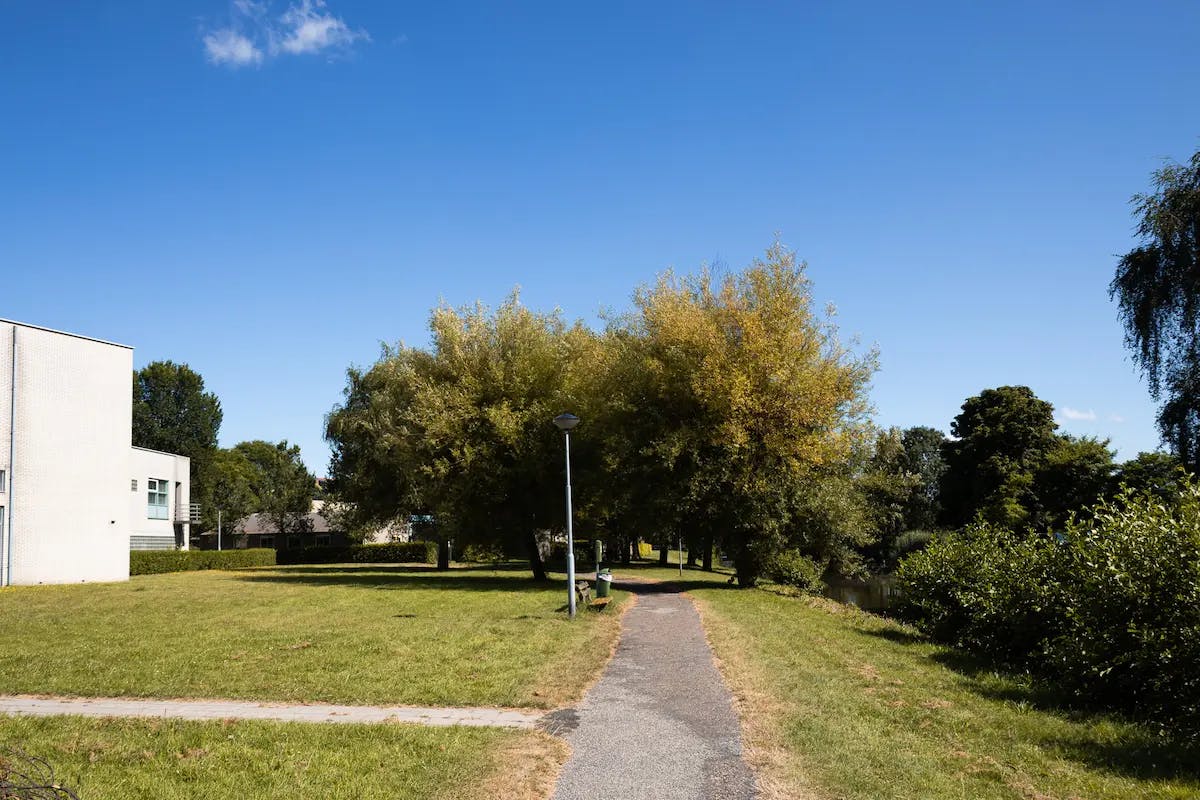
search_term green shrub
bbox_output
[458,542,505,563]
[130,549,276,575]
[764,549,825,592]
[276,541,436,566]
[897,483,1200,738]
[895,525,1061,667]
[1044,488,1200,734]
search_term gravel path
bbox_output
[0,695,541,728]
[548,581,756,800]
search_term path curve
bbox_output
[550,581,756,800]
[0,695,541,728]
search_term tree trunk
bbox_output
[622,536,633,564]
[734,550,759,587]
[437,539,450,571]
[702,535,713,571]
[658,544,669,566]
[686,545,698,568]
[527,531,547,581]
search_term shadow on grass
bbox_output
[854,626,1200,783]
[233,563,558,594]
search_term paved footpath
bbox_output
[0,696,540,729]
[548,581,757,800]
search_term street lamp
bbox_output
[553,413,580,619]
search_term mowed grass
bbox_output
[690,583,1200,800]
[0,564,627,708]
[0,714,562,800]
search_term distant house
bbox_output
[197,500,409,551]
[0,319,192,586]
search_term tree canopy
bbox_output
[132,361,222,463]
[326,244,877,585]
[1111,147,1200,467]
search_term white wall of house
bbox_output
[0,320,133,585]
[130,447,190,551]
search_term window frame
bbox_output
[146,478,169,520]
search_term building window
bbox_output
[260,535,275,548]
[315,534,331,547]
[130,478,137,492]
[147,478,169,520]
[0,506,5,534]
[0,470,6,493]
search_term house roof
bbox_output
[200,510,335,536]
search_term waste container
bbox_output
[595,569,613,598]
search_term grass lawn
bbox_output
[678,573,1200,800]
[0,564,627,709]
[0,714,563,800]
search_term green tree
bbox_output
[1031,435,1114,529]
[1111,147,1200,467]
[132,361,222,495]
[233,440,315,536]
[940,386,1059,529]
[325,294,591,579]
[1113,451,1188,504]
[898,426,947,531]
[200,448,259,536]
[604,243,877,586]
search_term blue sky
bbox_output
[4,1,1199,472]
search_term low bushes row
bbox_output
[896,482,1200,738]
[276,541,436,565]
[130,548,276,575]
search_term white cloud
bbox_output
[201,0,367,68]
[1108,413,1126,424]
[1058,407,1098,422]
[273,0,369,55]
[203,29,263,66]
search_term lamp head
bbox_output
[553,413,580,432]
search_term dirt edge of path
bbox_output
[689,593,827,800]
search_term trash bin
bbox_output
[596,569,613,598]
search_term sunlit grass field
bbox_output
[0,563,627,709]
[0,714,561,800]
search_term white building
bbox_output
[0,319,191,586]
[130,447,191,551]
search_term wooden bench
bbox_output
[589,596,611,610]
[575,581,592,607]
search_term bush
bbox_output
[764,549,825,592]
[276,541,436,566]
[130,548,276,575]
[895,525,1061,667]
[897,483,1200,737]
[458,542,506,563]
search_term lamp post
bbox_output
[553,413,580,619]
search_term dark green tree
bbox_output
[200,448,259,535]
[1032,435,1115,529]
[898,426,947,531]
[1111,147,1200,467]
[940,386,1059,529]
[132,361,222,495]
[1113,451,1188,504]
[233,440,315,536]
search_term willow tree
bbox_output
[1111,148,1200,467]
[604,243,877,585]
[325,294,593,579]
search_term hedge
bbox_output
[130,548,276,575]
[276,541,437,566]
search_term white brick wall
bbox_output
[130,447,190,550]
[1,321,133,585]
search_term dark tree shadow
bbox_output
[233,563,555,594]
[855,628,1200,784]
